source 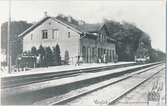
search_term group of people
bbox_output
[75,53,115,66]
[98,54,108,64]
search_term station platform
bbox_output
[2,63,159,96]
[1,62,135,77]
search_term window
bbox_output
[107,50,109,56]
[98,34,100,41]
[92,48,95,57]
[90,48,92,59]
[109,50,112,62]
[98,48,100,58]
[112,50,115,57]
[82,46,86,58]
[31,34,33,40]
[86,47,89,62]
[100,34,103,42]
[42,30,48,39]
[101,48,103,55]
[103,35,106,42]
[52,29,59,39]
[48,22,51,25]
[110,50,112,61]
[68,32,71,38]
[100,34,104,42]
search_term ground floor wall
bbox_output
[80,38,117,63]
[22,37,117,65]
[23,39,80,65]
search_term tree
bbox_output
[56,14,80,25]
[45,47,54,66]
[1,21,32,65]
[149,49,165,62]
[64,50,70,65]
[105,20,152,61]
[31,46,37,56]
[53,44,61,66]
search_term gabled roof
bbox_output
[18,16,82,38]
[78,24,103,33]
[18,16,116,43]
[18,16,50,38]
[51,17,82,34]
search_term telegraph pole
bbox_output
[7,0,11,73]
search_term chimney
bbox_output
[67,16,72,22]
[78,20,85,25]
[44,11,48,17]
[59,14,65,18]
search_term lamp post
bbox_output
[77,32,87,65]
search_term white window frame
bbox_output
[52,29,59,39]
[42,30,48,39]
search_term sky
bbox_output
[0,0,166,52]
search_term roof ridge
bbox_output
[18,16,51,38]
[18,16,82,38]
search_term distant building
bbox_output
[18,16,117,64]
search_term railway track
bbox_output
[34,63,164,105]
[64,64,165,105]
[2,62,138,88]
[108,67,164,105]
[1,62,163,105]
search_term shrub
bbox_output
[53,44,61,66]
[64,50,69,65]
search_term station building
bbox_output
[19,15,118,64]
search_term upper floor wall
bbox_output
[22,18,81,63]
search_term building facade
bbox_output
[19,16,117,64]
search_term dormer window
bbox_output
[42,30,48,39]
